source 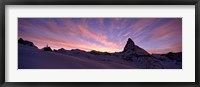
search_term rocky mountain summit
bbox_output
[123,38,149,55]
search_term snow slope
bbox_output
[18,44,136,69]
[18,43,181,69]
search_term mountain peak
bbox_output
[123,38,149,55]
[42,45,52,51]
[123,38,135,51]
[128,38,135,45]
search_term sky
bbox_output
[18,18,182,54]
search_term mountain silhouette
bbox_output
[18,38,38,48]
[42,44,52,52]
[123,38,149,55]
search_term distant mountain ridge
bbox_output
[18,38,181,56]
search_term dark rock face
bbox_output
[123,38,149,55]
[42,46,52,51]
[18,38,38,48]
[53,48,66,53]
[58,48,66,52]
[123,38,135,51]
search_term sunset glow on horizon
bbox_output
[18,18,182,54]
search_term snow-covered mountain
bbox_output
[18,38,182,69]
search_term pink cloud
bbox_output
[77,25,120,50]
[148,19,182,42]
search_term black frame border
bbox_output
[0,0,200,87]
